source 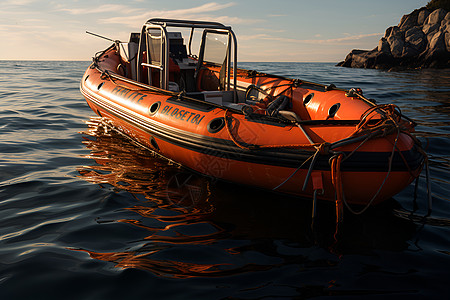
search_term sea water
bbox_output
[0,60,449,299]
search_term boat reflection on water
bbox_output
[76,117,417,278]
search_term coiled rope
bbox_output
[223,103,429,217]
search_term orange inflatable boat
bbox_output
[80,19,425,209]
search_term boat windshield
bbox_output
[203,32,228,65]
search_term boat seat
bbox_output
[196,68,220,91]
[224,103,246,110]
[168,81,180,92]
[168,57,181,83]
[278,110,302,122]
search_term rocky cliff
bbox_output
[337,8,450,70]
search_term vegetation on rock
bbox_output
[426,0,450,12]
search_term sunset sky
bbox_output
[1,0,428,62]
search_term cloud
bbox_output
[60,4,138,15]
[60,2,236,17]
[239,32,382,45]
[0,24,50,32]
[55,2,259,30]
[96,2,255,28]
[209,15,260,25]
[254,28,286,33]
[1,0,35,5]
[302,33,382,44]
[170,2,236,14]
[239,33,298,43]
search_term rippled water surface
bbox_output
[0,61,449,299]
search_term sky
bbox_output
[0,0,429,62]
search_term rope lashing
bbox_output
[223,103,429,215]
[331,154,344,223]
[311,171,324,221]
[223,109,321,151]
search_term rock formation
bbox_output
[337,8,450,69]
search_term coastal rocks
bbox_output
[378,37,390,53]
[446,31,450,52]
[427,8,447,24]
[405,26,426,52]
[337,7,450,69]
[418,10,430,25]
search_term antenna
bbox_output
[86,31,121,43]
